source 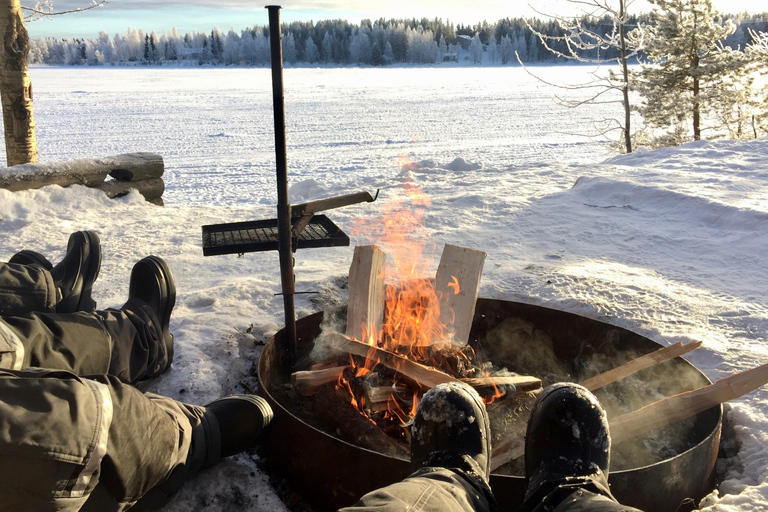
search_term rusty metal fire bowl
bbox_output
[258,298,721,512]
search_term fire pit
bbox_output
[258,298,722,512]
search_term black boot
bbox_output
[522,383,613,511]
[122,255,176,373]
[411,381,492,481]
[50,231,101,313]
[8,250,53,269]
[204,394,274,459]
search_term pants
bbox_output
[0,368,219,512]
[342,468,644,512]
[0,262,207,511]
[0,262,170,384]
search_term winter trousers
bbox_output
[0,262,170,384]
[0,368,220,512]
[340,468,645,512]
[0,262,214,511]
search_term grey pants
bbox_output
[0,262,213,511]
[0,368,219,512]
[342,467,644,512]
[0,262,170,384]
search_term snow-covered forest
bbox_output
[28,12,768,67]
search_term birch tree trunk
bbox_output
[0,0,37,166]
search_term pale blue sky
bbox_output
[26,0,766,39]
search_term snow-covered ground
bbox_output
[2,66,767,511]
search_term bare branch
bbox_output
[22,1,107,22]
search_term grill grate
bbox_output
[202,214,349,256]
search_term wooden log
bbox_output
[346,245,386,343]
[0,152,164,191]
[311,386,409,459]
[579,340,703,391]
[291,365,347,396]
[490,361,768,470]
[609,361,768,444]
[326,331,462,389]
[97,177,165,202]
[461,375,542,396]
[435,244,486,345]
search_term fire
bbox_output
[340,154,502,437]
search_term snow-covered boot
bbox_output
[411,381,492,482]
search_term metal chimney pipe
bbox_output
[266,4,297,360]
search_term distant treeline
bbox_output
[30,13,768,66]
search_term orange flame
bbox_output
[341,155,502,433]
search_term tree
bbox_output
[0,0,106,165]
[469,33,483,63]
[631,0,737,144]
[522,0,638,153]
[0,0,36,165]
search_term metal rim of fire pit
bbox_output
[258,298,722,512]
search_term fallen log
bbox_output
[580,340,703,391]
[97,177,165,202]
[490,361,768,470]
[0,152,164,191]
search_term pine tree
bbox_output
[630,0,737,144]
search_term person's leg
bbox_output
[0,368,273,512]
[521,383,645,512]
[341,382,498,512]
[0,262,57,317]
[0,231,101,317]
[0,256,175,384]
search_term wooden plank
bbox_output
[435,244,486,345]
[291,365,347,396]
[346,245,386,343]
[460,375,542,396]
[490,361,768,470]
[579,340,703,391]
[609,361,768,444]
[326,331,462,389]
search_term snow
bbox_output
[2,66,768,511]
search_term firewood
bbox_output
[579,340,703,391]
[326,331,463,389]
[609,361,768,444]
[346,245,386,343]
[461,375,542,396]
[291,365,348,396]
[490,361,768,470]
[435,244,486,345]
[311,386,409,459]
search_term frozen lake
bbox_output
[6,65,768,511]
[28,65,619,206]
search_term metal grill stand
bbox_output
[201,5,376,362]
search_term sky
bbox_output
[25,0,768,39]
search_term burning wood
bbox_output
[434,244,486,345]
[346,245,386,343]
